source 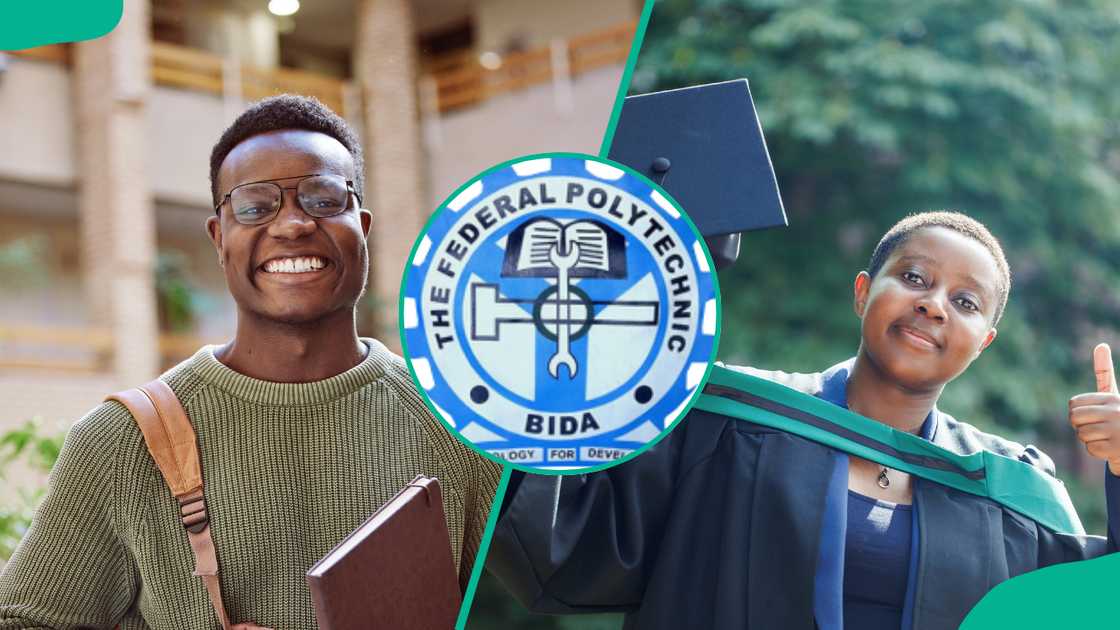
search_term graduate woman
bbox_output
[488,211,1120,630]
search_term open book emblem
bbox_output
[503,217,626,279]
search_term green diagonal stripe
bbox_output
[455,465,513,630]
[597,0,654,157]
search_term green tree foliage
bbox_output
[632,0,1120,490]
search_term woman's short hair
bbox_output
[867,211,1011,324]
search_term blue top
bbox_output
[812,361,931,630]
[844,491,913,628]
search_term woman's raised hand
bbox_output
[1070,343,1120,475]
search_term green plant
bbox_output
[0,234,50,290]
[0,420,65,560]
[156,249,199,333]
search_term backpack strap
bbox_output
[106,380,232,630]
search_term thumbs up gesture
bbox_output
[1069,343,1120,476]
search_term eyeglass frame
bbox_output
[213,173,364,224]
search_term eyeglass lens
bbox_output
[231,175,351,225]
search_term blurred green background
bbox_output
[466,0,1120,627]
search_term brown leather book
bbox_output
[306,475,462,630]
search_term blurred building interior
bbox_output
[0,0,639,432]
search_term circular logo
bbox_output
[400,153,719,471]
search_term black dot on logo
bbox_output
[634,386,653,404]
[470,386,489,404]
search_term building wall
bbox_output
[0,57,364,209]
[475,0,637,52]
[0,53,624,275]
[426,63,621,207]
[0,211,86,328]
[0,54,625,442]
[0,59,76,186]
[149,87,231,207]
[183,3,281,69]
[0,58,221,206]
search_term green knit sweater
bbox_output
[0,339,501,629]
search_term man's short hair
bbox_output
[209,94,364,205]
[867,211,1011,324]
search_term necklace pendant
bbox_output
[877,468,890,489]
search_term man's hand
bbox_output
[1070,343,1120,475]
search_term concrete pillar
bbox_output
[354,0,427,351]
[184,2,280,70]
[74,0,160,387]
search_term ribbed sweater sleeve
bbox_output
[378,356,503,590]
[0,403,138,628]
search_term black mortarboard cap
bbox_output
[606,79,787,269]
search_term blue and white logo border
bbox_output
[399,152,722,474]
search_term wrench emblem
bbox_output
[547,240,581,379]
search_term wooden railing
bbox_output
[150,42,347,114]
[9,41,347,115]
[8,19,636,116]
[0,324,220,374]
[0,324,112,373]
[149,41,225,94]
[568,20,637,74]
[425,20,635,112]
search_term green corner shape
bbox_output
[1,1,123,51]
[598,0,654,156]
[961,552,1120,628]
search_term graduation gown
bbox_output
[487,362,1113,629]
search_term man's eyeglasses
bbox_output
[214,173,363,226]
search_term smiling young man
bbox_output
[489,211,1120,630]
[0,95,501,629]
